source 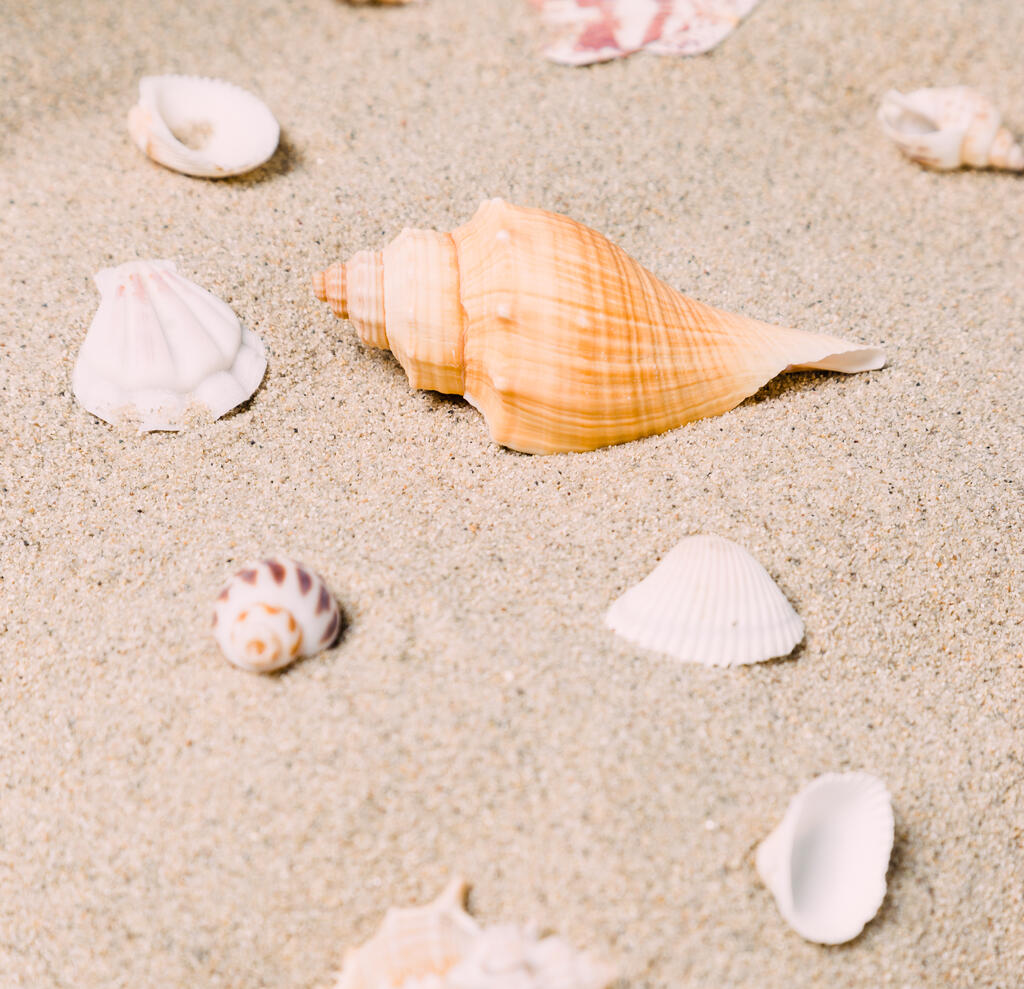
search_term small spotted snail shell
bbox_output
[212,557,340,672]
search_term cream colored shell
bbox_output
[128,75,279,178]
[335,878,481,989]
[878,86,1024,171]
[72,260,266,431]
[212,557,340,673]
[313,199,884,454]
[605,534,804,665]
[757,772,894,944]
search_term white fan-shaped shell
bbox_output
[128,75,280,178]
[213,557,340,673]
[756,772,894,945]
[336,878,482,989]
[605,534,804,666]
[446,923,616,989]
[878,86,1024,171]
[72,260,266,431]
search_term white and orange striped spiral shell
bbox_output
[212,557,340,673]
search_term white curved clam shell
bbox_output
[72,260,266,431]
[605,534,804,666]
[878,86,1024,171]
[213,557,340,673]
[756,772,894,945]
[447,923,616,989]
[336,878,481,989]
[128,75,280,178]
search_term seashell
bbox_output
[128,75,279,178]
[446,923,616,989]
[212,557,340,673]
[527,0,763,65]
[605,534,803,665]
[312,199,884,454]
[756,772,894,944]
[336,878,482,989]
[72,260,266,431]
[878,86,1024,172]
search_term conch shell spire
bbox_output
[314,199,885,453]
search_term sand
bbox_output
[1,0,1022,985]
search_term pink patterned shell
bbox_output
[528,0,762,65]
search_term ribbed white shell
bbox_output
[878,86,1024,171]
[72,260,266,430]
[213,557,340,673]
[605,534,804,666]
[756,772,894,945]
[128,75,279,178]
[446,923,616,989]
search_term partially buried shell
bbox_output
[313,199,884,454]
[212,557,340,673]
[878,86,1024,171]
[128,75,279,178]
[756,772,894,944]
[336,878,481,989]
[72,260,266,431]
[605,534,804,665]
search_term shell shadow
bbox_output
[222,130,302,185]
[269,599,351,679]
[742,364,887,409]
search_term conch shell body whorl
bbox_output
[313,199,884,454]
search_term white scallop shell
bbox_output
[878,86,1024,171]
[336,878,482,989]
[756,772,894,945]
[446,923,616,989]
[605,534,804,666]
[212,557,340,673]
[72,260,266,431]
[128,75,280,178]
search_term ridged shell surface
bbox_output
[313,199,884,454]
[878,86,1024,171]
[336,878,481,989]
[128,75,279,178]
[605,534,804,665]
[756,772,894,944]
[446,923,616,989]
[72,260,266,431]
[212,557,340,673]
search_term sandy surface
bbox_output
[2,1,1022,986]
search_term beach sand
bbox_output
[1,1,1022,985]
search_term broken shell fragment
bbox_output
[128,75,279,177]
[313,199,884,454]
[878,86,1024,171]
[756,772,894,944]
[605,534,804,666]
[527,0,764,65]
[335,878,481,989]
[72,260,266,431]
[447,923,616,989]
[212,557,340,673]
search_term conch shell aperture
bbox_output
[313,199,884,454]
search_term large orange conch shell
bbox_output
[313,199,885,454]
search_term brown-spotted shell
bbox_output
[212,557,340,672]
